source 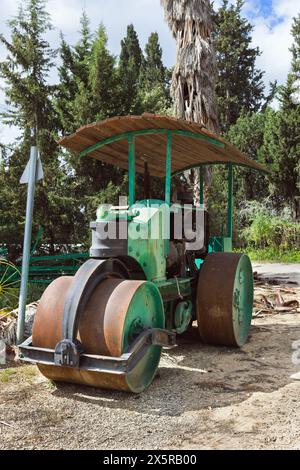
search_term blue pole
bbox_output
[17,144,38,344]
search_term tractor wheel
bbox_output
[32,273,164,393]
[196,253,253,347]
[0,260,21,311]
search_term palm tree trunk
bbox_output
[161,0,219,206]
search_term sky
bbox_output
[0,0,299,145]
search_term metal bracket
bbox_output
[54,339,83,367]
[19,328,176,374]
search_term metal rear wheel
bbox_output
[32,274,164,393]
[196,253,253,347]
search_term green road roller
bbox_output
[20,114,267,393]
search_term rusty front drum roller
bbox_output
[196,253,254,347]
[32,276,164,393]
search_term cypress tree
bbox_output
[0,0,79,253]
[118,24,143,114]
[138,32,170,113]
[55,11,93,133]
[214,0,265,132]
[88,24,118,120]
[262,15,300,220]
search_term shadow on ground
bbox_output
[51,321,299,417]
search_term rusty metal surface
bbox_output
[197,253,243,347]
[32,276,148,391]
[32,276,73,349]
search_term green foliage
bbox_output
[214,0,265,132]
[241,201,300,251]
[0,0,79,254]
[0,1,298,262]
[0,0,55,130]
[118,24,143,114]
[243,248,300,263]
[137,32,171,114]
[55,12,93,132]
[261,15,300,219]
[226,110,270,207]
[88,24,118,120]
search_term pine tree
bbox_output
[0,0,78,253]
[140,32,165,86]
[0,0,55,131]
[118,24,143,114]
[73,11,92,86]
[262,15,300,220]
[55,34,76,132]
[138,32,170,113]
[88,24,118,120]
[215,0,265,132]
[227,110,270,201]
[55,11,93,133]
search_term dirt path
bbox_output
[1,288,300,450]
[252,262,300,286]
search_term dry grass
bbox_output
[0,368,17,383]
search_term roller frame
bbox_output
[19,257,176,375]
[19,328,176,375]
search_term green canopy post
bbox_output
[200,167,204,206]
[165,131,172,205]
[128,135,135,206]
[227,163,233,239]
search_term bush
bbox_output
[240,200,300,251]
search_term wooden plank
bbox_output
[59,114,268,173]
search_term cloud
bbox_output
[249,0,297,88]
[273,0,299,18]
[45,0,175,66]
[252,16,294,87]
[0,0,298,146]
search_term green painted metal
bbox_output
[231,254,254,346]
[209,236,232,253]
[172,161,268,177]
[199,167,204,206]
[79,128,225,158]
[30,226,43,256]
[0,246,8,259]
[122,281,164,393]
[30,252,89,263]
[128,200,167,282]
[156,277,192,303]
[174,300,193,334]
[128,135,135,206]
[173,129,225,147]
[27,250,89,284]
[227,163,233,239]
[165,131,172,205]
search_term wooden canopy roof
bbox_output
[59,114,267,177]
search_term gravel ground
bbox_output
[1,286,300,450]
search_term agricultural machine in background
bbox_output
[0,226,88,288]
[20,114,267,393]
